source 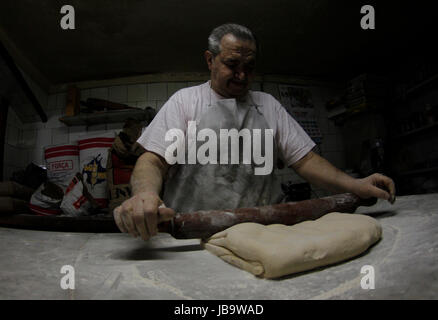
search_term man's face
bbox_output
[205,34,257,99]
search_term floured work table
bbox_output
[0,194,437,299]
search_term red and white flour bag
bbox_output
[78,134,115,208]
[44,144,79,191]
[29,182,63,216]
[60,174,96,216]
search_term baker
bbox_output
[113,23,396,241]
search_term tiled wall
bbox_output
[4,80,346,197]
[4,107,28,180]
[267,84,346,198]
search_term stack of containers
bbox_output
[29,144,79,216]
[78,135,115,209]
[44,144,80,191]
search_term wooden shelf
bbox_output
[406,73,438,96]
[328,104,383,126]
[59,109,154,126]
[393,73,438,102]
[398,166,438,177]
[392,122,438,140]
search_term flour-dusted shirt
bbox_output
[137,81,315,167]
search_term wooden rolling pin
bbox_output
[158,193,377,239]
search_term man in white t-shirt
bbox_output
[114,23,396,241]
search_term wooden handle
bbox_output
[158,193,377,239]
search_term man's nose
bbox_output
[234,70,247,81]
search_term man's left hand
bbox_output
[353,173,396,204]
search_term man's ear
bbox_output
[204,50,214,71]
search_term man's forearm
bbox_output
[130,152,168,196]
[291,151,358,194]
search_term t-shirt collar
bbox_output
[206,80,250,103]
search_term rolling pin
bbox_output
[157,193,377,239]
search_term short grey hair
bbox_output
[208,23,257,56]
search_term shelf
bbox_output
[328,104,383,126]
[59,109,154,126]
[398,166,438,177]
[392,122,438,140]
[406,73,438,96]
[393,73,438,102]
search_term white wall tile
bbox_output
[68,125,87,143]
[87,124,108,137]
[56,92,67,109]
[3,166,12,181]
[37,91,48,110]
[321,134,337,152]
[16,110,24,127]
[6,125,20,146]
[20,115,36,124]
[106,122,124,131]
[87,124,107,131]
[36,128,52,148]
[90,87,109,100]
[167,82,187,98]
[21,70,48,109]
[262,83,280,100]
[136,101,147,109]
[3,165,20,181]
[336,135,345,151]
[121,101,137,108]
[47,94,57,110]
[156,100,166,111]
[148,83,167,100]
[51,127,69,145]
[109,85,127,103]
[187,81,204,87]
[68,125,87,134]
[251,82,261,91]
[327,120,340,135]
[16,148,30,168]
[21,129,37,147]
[7,107,19,127]
[3,144,16,165]
[127,84,147,102]
[68,133,84,144]
[31,147,44,165]
[317,117,329,135]
[106,122,124,130]
[142,101,156,110]
[138,101,158,110]
[4,124,11,145]
[23,120,45,130]
[46,113,64,129]
[22,122,38,131]
[80,89,91,101]
[322,151,335,164]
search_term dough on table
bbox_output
[201,212,382,279]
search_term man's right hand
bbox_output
[113,191,175,240]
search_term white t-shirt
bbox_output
[137,81,315,167]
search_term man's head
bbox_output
[205,23,257,99]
